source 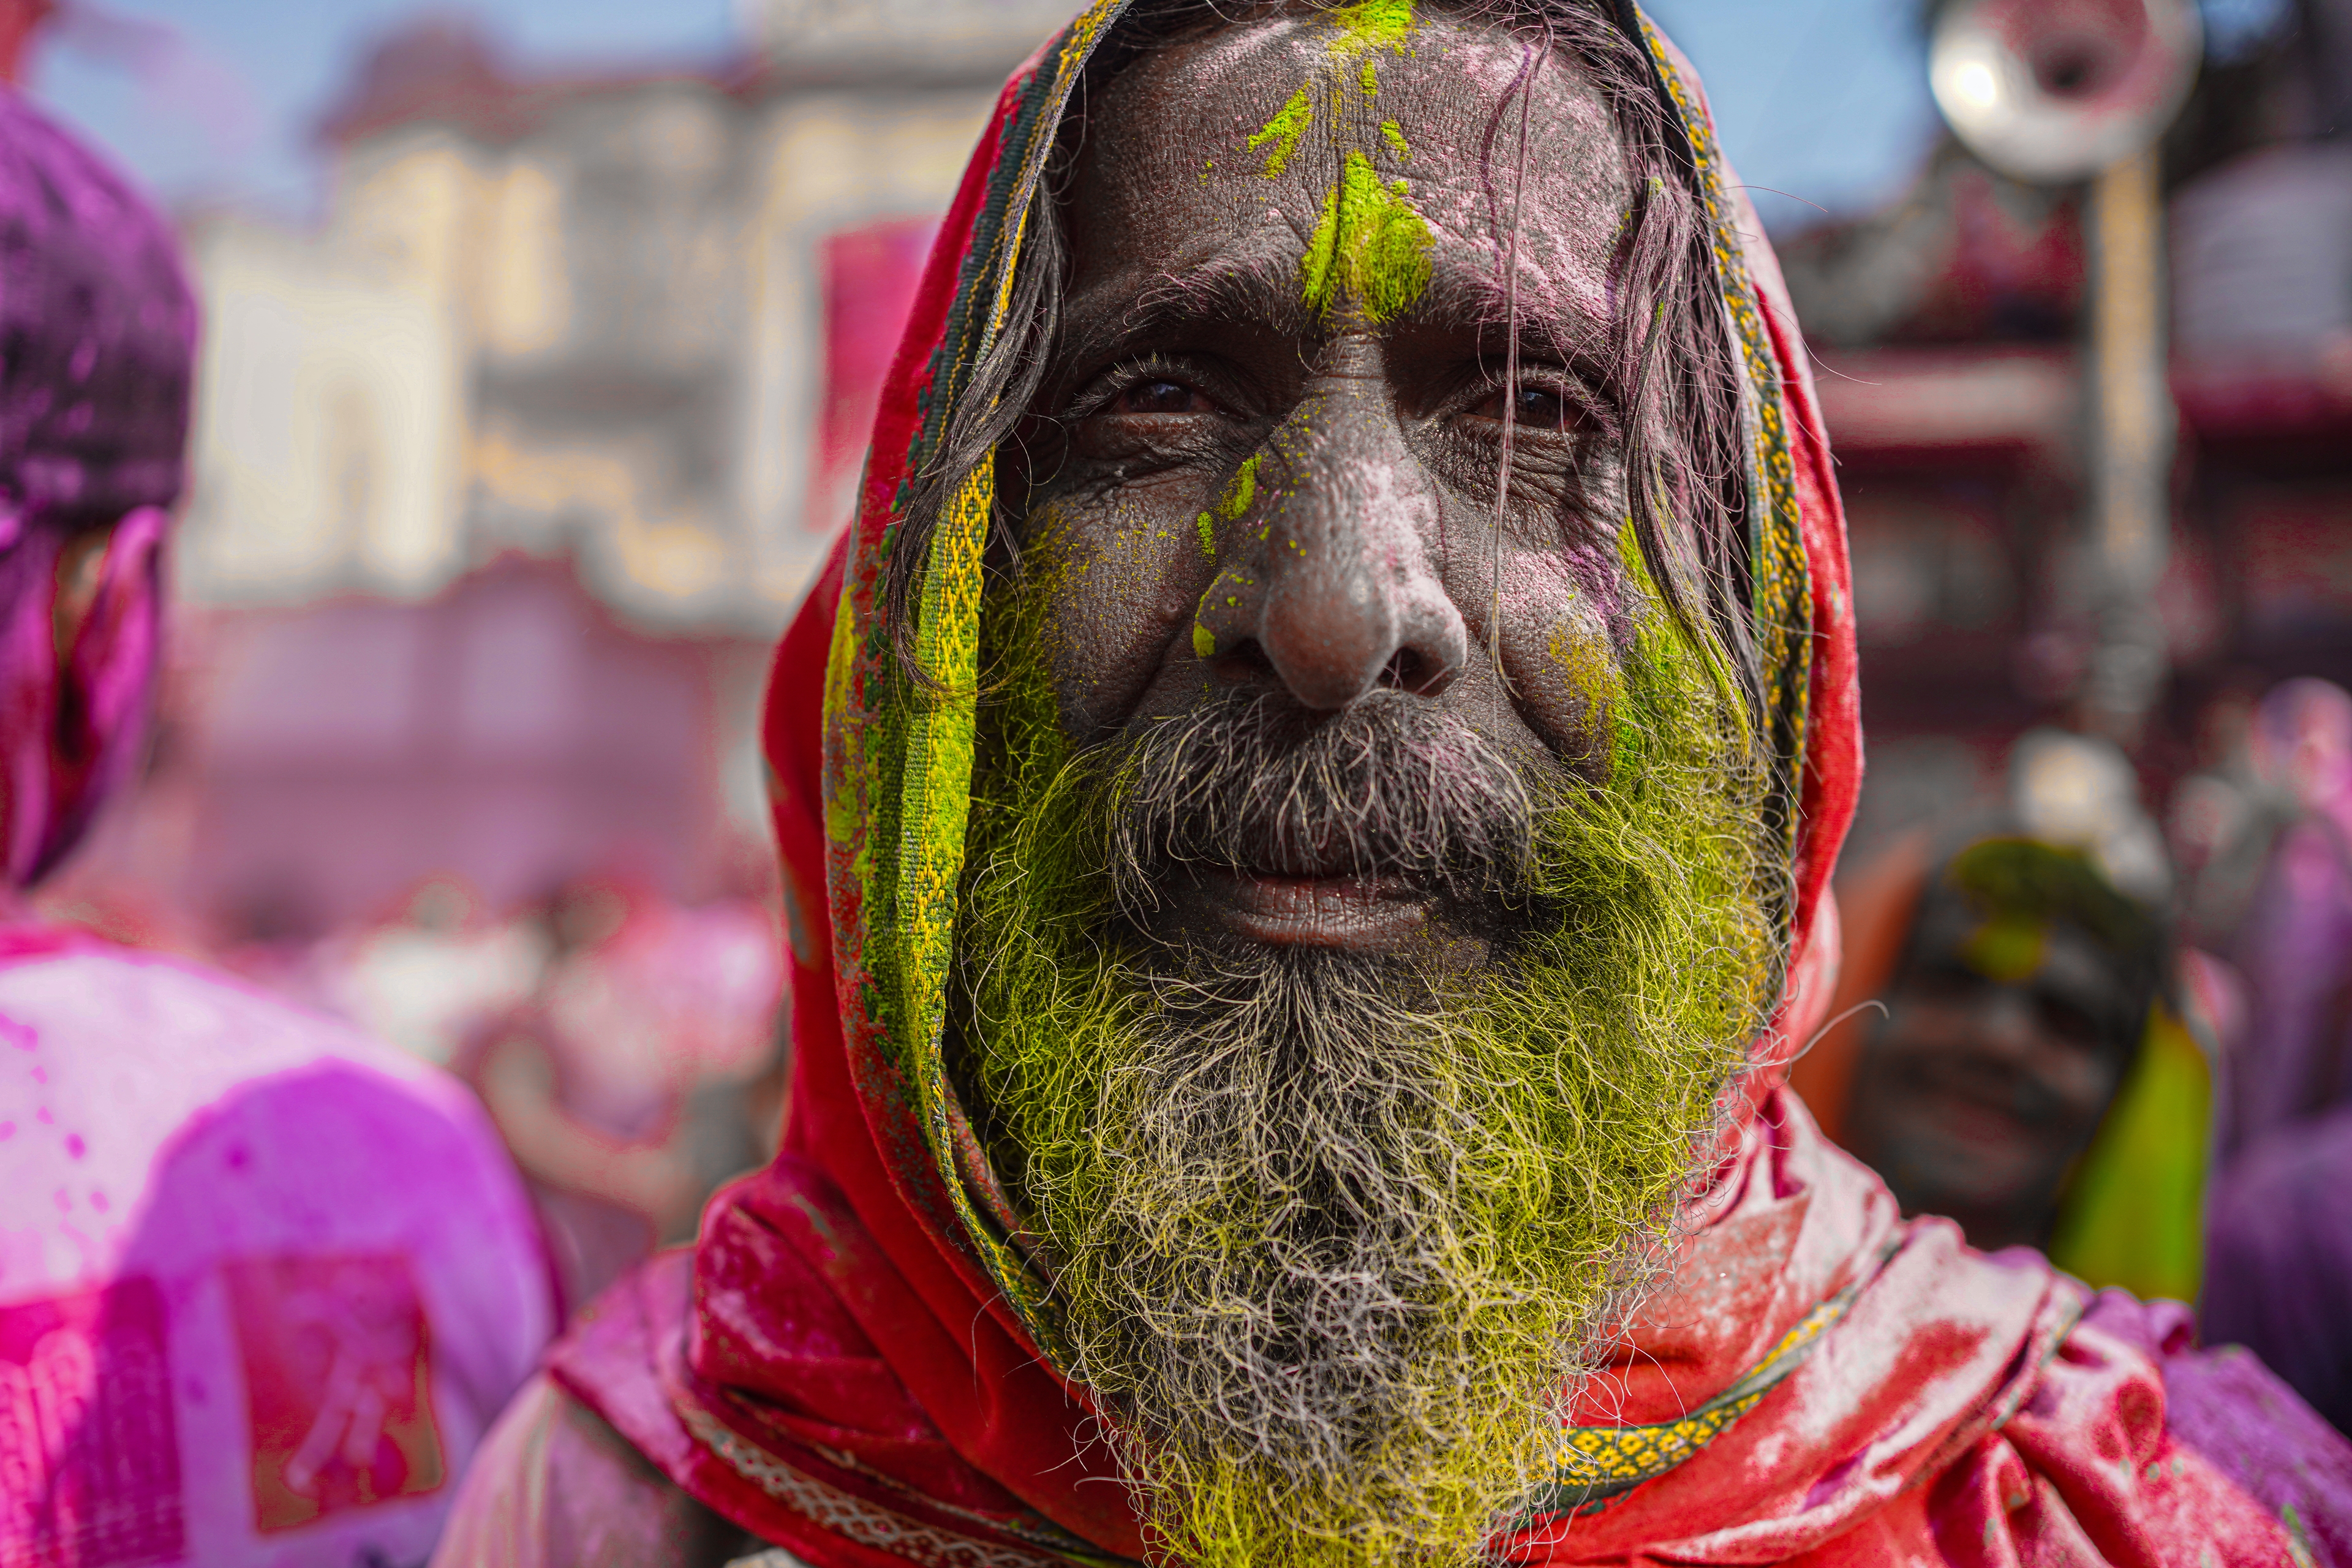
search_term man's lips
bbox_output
[1193,867,1431,950]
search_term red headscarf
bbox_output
[548,7,2317,1562]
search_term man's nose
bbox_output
[1191,344,1467,712]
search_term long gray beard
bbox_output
[1053,944,1575,1490]
[965,686,1766,1567]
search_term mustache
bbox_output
[1106,688,1561,917]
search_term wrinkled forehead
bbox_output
[1066,8,1635,331]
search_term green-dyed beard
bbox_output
[952,575,1778,1568]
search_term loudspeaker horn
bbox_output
[1930,0,2204,184]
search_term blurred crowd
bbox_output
[235,872,788,1317]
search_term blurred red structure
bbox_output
[811,217,941,538]
[0,0,53,86]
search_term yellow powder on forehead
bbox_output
[1250,84,1314,178]
[1300,152,1433,323]
[1236,0,1430,323]
[1325,0,1415,59]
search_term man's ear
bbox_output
[53,505,165,771]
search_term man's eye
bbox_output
[1471,385,1589,432]
[1110,379,1219,416]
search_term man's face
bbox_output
[1844,889,2141,1251]
[1020,6,1654,960]
[952,10,1772,1568]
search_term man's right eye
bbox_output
[1109,379,1219,416]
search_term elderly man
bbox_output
[440,2,2352,1564]
[0,96,551,1564]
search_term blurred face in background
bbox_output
[2256,679,2352,815]
[1842,877,2146,1251]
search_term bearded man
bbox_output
[437,2,2352,1564]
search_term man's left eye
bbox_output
[1111,379,1220,416]
[1470,385,1590,432]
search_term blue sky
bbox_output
[41,0,2262,237]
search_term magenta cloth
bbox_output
[0,91,194,884]
[2204,1107,2352,1435]
[0,927,554,1565]
[0,90,195,522]
[2222,812,2352,1153]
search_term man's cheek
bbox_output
[1033,497,1216,740]
[1488,570,1620,774]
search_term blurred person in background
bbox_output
[1795,731,2213,1305]
[462,875,784,1320]
[2204,1104,2352,1436]
[2174,678,2352,1437]
[2177,678,2352,1156]
[328,874,548,1069]
[0,93,551,1563]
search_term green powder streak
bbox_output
[1300,151,1433,323]
[1195,454,1263,564]
[1325,0,1415,58]
[1222,452,1261,520]
[1250,85,1313,178]
[1379,119,1411,162]
[1243,0,1413,184]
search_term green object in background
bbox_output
[2045,1000,2212,1304]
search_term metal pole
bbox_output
[2079,145,2174,745]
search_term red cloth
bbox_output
[546,10,2342,1565]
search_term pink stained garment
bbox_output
[0,925,554,1566]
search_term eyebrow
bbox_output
[1057,248,1618,383]
[1058,251,1314,372]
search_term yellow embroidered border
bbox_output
[1526,1267,1870,1518]
[1630,7,1814,891]
[892,0,1135,1365]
